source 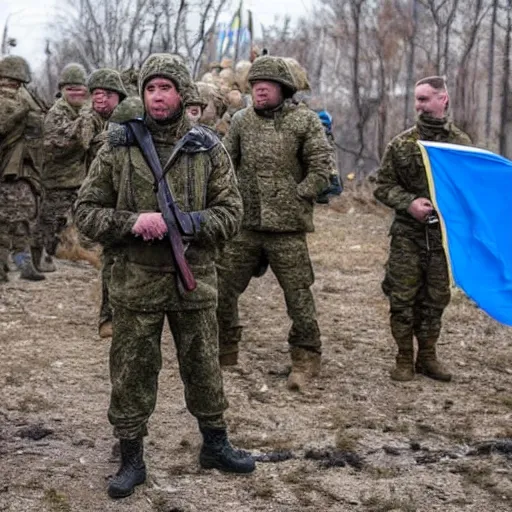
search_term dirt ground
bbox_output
[2,194,512,512]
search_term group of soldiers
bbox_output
[1,49,468,500]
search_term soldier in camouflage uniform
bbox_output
[81,68,127,339]
[75,53,255,500]
[374,76,471,382]
[184,82,207,125]
[217,56,334,391]
[82,68,127,169]
[0,55,45,282]
[32,63,89,273]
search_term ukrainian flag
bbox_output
[419,141,512,326]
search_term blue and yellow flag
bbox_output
[419,141,512,326]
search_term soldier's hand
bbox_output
[132,213,167,241]
[407,198,434,223]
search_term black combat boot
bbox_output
[199,427,255,474]
[108,438,146,499]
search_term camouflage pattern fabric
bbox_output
[75,54,242,437]
[0,180,38,278]
[33,188,78,256]
[248,56,297,94]
[99,247,114,326]
[87,68,127,99]
[80,104,108,170]
[374,115,471,345]
[138,53,194,104]
[0,86,43,194]
[217,230,321,356]
[58,63,87,88]
[0,84,43,274]
[109,306,227,439]
[381,230,450,344]
[374,115,471,237]
[223,101,333,232]
[75,131,241,312]
[42,98,88,189]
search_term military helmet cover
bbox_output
[139,53,193,102]
[0,55,31,83]
[247,56,297,94]
[58,63,87,88]
[109,96,144,123]
[88,68,127,99]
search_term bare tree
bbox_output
[44,0,229,90]
[451,0,486,137]
[485,0,499,143]
[500,0,512,157]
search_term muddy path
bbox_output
[1,199,511,511]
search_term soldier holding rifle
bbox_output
[75,53,254,500]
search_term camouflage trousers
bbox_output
[382,231,450,345]
[99,247,114,327]
[109,305,228,440]
[216,230,321,357]
[0,179,38,280]
[33,187,78,256]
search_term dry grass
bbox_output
[43,489,71,512]
[2,202,512,511]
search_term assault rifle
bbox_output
[126,120,219,292]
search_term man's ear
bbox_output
[441,91,450,111]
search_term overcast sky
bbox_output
[1,0,313,71]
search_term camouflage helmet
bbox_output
[58,63,87,88]
[247,56,297,94]
[0,55,31,83]
[109,96,144,123]
[120,68,139,97]
[185,82,207,108]
[283,58,310,92]
[88,68,127,99]
[139,53,193,102]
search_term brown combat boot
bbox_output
[416,339,452,382]
[287,347,321,392]
[219,326,242,367]
[99,320,113,339]
[390,337,415,382]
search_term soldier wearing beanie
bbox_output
[0,55,45,282]
[31,63,90,273]
[217,55,335,391]
[75,53,255,499]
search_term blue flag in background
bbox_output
[419,141,512,326]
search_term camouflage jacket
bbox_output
[74,120,243,312]
[80,105,108,171]
[43,98,88,189]
[374,116,471,236]
[223,100,334,233]
[0,86,43,195]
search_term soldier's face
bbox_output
[91,88,120,118]
[415,84,448,118]
[251,80,283,110]
[62,85,88,108]
[144,77,182,122]
[186,105,202,124]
